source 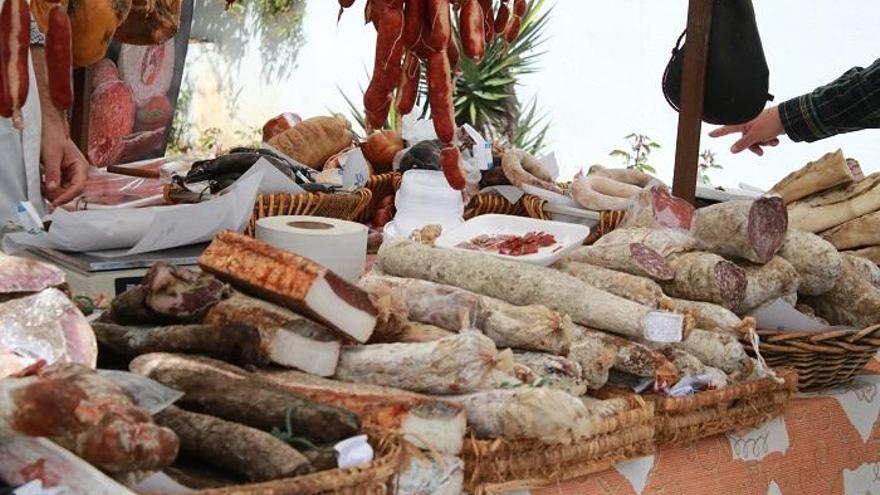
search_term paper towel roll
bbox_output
[255,216,368,283]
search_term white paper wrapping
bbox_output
[256,215,368,283]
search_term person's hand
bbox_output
[709,106,784,156]
[41,136,89,207]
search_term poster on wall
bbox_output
[74,0,194,168]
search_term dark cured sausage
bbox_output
[363,3,405,130]
[0,0,31,127]
[426,50,456,143]
[459,0,485,61]
[440,145,466,190]
[395,51,420,116]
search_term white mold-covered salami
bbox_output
[573,326,679,387]
[692,197,789,263]
[566,329,617,390]
[733,257,800,315]
[377,240,689,339]
[669,328,750,374]
[841,253,880,288]
[778,229,842,296]
[512,352,586,397]
[360,274,571,354]
[449,388,592,444]
[334,332,502,394]
[846,246,880,265]
[663,348,728,389]
[592,227,701,257]
[801,264,880,328]
[662,298,745,334]
[661,252,748,310]
[554,260,665,307]
[564,243,674,281]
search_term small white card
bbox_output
[462,124,493,171]
[643,312,684,343]
[341,148,370,189]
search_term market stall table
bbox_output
[528,358,880,495]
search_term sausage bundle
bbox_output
[347,0,529,190]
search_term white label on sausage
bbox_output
[643,312,684,343]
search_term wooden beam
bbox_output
[672,0,713,205]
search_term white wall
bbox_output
[186,0,880,189]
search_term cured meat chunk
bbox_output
[565,243,674,281]
[573,326,679,387]
[592,227,701,257]
[692,197,789,263]
[620,185,695,231]
[199,231,376,343]
[142,262,230,320]
[734,257,800,315]
[842,253,880,287]
[0,253,65,297]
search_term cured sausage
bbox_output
[570,174,640,211]
[661,252,747,310]
[692,197,789,263]
[377,240,692,339]
[620,186,696,231]
[426,50,456,143]
[440,145,466,190]
[573,326,679,387]
[0,0,30,127]
[512,351,585,397]
[734,257,800,316]
[364,3,405,130]
[554,260,665,308]
[395,51,421,116]
[459,0,485,61]
[45,6,74,110]
[588,164,654,187]
[800,262,880,328]
[565,243,675,281]
[426,0,452,51]
[778,229,842,296]
[592,227,701,257]
[841,253,880,288]
[402,0,424,48]
[662,348,728,389]
[501,149,563,193]
[661,298,746,335]
[667,328,750,375]
[478,0,494,42]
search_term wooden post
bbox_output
[672,0,713,205]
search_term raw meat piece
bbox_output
[155,406,311,483]
[198,232,377,343]
[258,369,466,455]
[0,253,65,295]
[0,288,97,379]
[377,240,689,339]
[204,293,341,377]
[87,80,135,166]
[334,332,502,395]
[779,229,842,296]
[143,262,230,319]
[129,353,360,444]
[135,95,173,132]
[90,58,120,88]
[692,197,788,263]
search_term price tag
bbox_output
[643,311,684,343]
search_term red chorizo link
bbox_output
[513,0,526,17]
[363,4,405,129]
[1,0,31,128]
[425,0,451,51]
[46,6,74,110]
[447,35,460,72]
[504,0,525,42]
[339,0,355,6]
[493,0,511,37]
[0,41,11,119]
[441,145,466,191]
[426,50,456,143]
[459,0,485,62]
[402,0,424,49]
[395,51,420,116]
[478,0,494,43]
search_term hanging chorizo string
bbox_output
[339,0,526,191]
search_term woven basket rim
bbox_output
[648,368,797,413]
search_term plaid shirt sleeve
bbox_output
[778,58,880,142]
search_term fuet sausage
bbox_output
[426,50,456,143]
[570,174,641,211]
[46,6,74,111]
[501,149,563,194]
[395,51,420,116]
[440,145,466,191]
[459,0,485,62]
[0,0,31,128]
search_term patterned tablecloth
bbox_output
[531,361,880,495]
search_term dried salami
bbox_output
[692,197,788,263]
[564,243,674,281]
[554,260,665,308]
[662,298,745,335]
[661,252,748,310]
[734,257,800,316]
[778,229,842,296]
[592,227,701,257]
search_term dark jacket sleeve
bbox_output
[778,58,880,142]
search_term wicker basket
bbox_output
[245,189,372,236]
[645,369,797,447]
[360,172,401,223]
[462,395,655,494]
[745,326,880,391]
[176,434,406,495]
